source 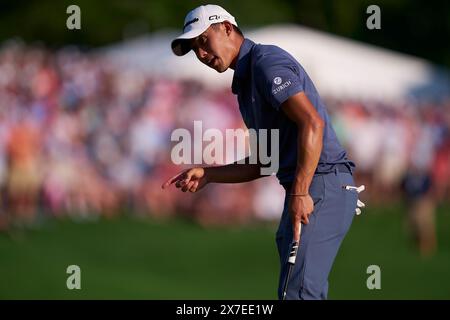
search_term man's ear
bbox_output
[223,21,233,36]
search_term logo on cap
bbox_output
[183,17,199,31]
[274,77,282,85]
[209,15,221,21]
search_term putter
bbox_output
[282,223,302,300]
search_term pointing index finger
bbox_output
[161,171,186,189]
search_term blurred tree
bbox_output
[0,0,448,67]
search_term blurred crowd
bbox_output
[0,41,449,233]
[326,97,450,203]
[326,97,450,256]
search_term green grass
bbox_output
[329,203,450,299]
[0,204,449,299]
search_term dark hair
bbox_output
[233,25,244,37]
[211,22,244,37]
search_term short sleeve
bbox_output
[254,53,305,110]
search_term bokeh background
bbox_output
[0,0,449,299]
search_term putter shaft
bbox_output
[282,241,298,300]
[282,224,302,300]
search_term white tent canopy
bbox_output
[101,24,450,102]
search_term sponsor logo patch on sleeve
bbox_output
[272,79,292,95]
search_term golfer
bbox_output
[162,4,363,300]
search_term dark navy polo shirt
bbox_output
[231,38,355,184]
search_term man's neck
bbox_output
[229,37,245,70]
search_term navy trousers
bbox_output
[276,167,358,300]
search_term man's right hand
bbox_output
[161,167,209,193]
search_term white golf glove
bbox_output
[344,185,366,215]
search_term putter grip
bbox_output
[287,241,299,265]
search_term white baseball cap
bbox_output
[171,4,238,56]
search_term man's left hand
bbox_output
[288,194,314,241]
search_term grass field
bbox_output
[0,203,449,300]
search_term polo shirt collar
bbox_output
[231,38,255,94]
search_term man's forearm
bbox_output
[292,122,324,194]
[204,158,263,183]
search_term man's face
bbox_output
[190,23,234,73]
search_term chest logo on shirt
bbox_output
[273,77,282,85]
